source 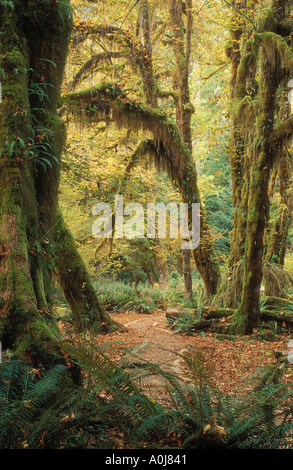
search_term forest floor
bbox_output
[82,309,293,399]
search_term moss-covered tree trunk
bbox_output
[54,209,114,332]
[228,0,293,333]
[0,0,116,368]
[169,0,220,299]
[169,0,193,300]
[231,41,277,332]
[263,150,293,296]
[214,4,247,308]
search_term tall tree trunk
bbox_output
[169,0,194,300]
[0,0,117,368]
[169,0,221,299]
[139,0,157,108]
[216,1,248,308]
[229,0,293,332]
[218,0,293,332]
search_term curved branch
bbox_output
[70,52,126,90]
[261,31,293,72]
[62,84,221,296]
[72,23,150,72]
[62,83,191,182]
[157,88,179,102]
[72,23,156,103]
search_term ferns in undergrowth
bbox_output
[225,366,293,449]
[0,353,69,448]
[0,346,172,448]
[60,343,172,444]
[0,344,292,449]
[164,347,293,449]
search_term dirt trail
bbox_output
[95,310,293,396]
[116,313,190,401]
[124,315,186,369]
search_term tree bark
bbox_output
[0,0,116,368]
[219,0,293,332]
[169,0,221,299]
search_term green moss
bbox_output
[257,8,278,33]
[54,209,121,333]
[62,83,220,296]
[14,317,61,367]
[229,308,248,335]
[0,0,74,368]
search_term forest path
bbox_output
[95,310,292,397]
[124,313,186,372]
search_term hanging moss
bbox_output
[264,204,290,263]
[257,8,278,33]
[261,31,293,73]
[222,0,293,333]
[62,83,221,297]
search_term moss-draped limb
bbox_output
[62,84,221,296]
[70,52,126,90]
[261,31,293,71]
[72,21,156,105]
[54,209,121,333]
[61,83,189,178]
[62,84,221,297]
[61,84,195,190]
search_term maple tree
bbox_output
[0,0,119,369]
[216,0,293,333]
[63,0,222,299]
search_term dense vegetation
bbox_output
[0,0,292,451]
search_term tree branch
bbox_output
[70,52,126,90]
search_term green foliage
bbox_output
[94,276,203,315]
[0,0,14,9]
[95,279,176,313]
[0,352,69,448]
[155,346,293,449]
[0,344,292,449]
[225,373,293,449]
[0,65,60,170]
[167,310,199,335]
[96,280,153,313]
